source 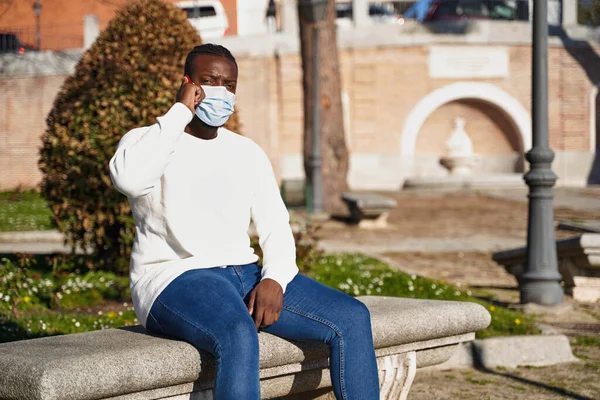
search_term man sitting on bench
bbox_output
[109,43,379,399]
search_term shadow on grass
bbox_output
[0,319,52,343]
[0,252,99,274]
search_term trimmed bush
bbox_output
[40,0,241,274]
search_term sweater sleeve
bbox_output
[250,147,299,293]
[110,103,193,198]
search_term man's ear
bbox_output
[184,75,193,84]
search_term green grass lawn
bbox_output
[0,191,54,232]
[0,252,538,343]
[307,254,538,339]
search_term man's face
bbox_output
[189,54,238,94]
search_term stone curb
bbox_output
[319,237,525,254]
[423,334,578,371]
[0,230,63,243]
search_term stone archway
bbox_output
[401,82,531,158]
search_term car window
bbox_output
[456,1,486,17]
[488,2,516,20]
[336,3,353,19]
[182,6,217,19]
[369,5,396,17]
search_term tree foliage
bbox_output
[579,0,600,25]
[40,0,240,274]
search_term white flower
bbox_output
[75,322,80,328]
[4,295,10,302]
[411,274,417,280]
[97,311,103,315]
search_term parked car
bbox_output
[175,0,230,39]
[336,2,405,28]
[0,33,30,54]
[423,0,518,21]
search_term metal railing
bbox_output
[0,22,83,53]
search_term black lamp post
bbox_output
[33,0,42,51]
[521,0,564,305]
[298,0,328,216]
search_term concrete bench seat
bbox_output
[493,233,600,302]
[0,296,491,400]
[341,193,398,228]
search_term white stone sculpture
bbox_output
[439,118,478,176]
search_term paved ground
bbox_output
[308,188,600,400]
[3,187,600,399]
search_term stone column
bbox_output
[561,0,578,26]
[83,15,99,50]
[352,0,370,27]
[281,0,298,35]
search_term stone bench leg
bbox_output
[378,351,417,400]
[164,353,417,400]
[358,211,390,229]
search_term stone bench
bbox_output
[341,193,398,228]
[493,233,600,302]
[0,296,490,400]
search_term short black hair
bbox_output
[184,44,238,77]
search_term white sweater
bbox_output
[110,103,299,327]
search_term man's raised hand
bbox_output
[176,76,204,114]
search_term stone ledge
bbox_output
[425,334,578,370]
[0,296,490,400]
[493,233,600,302]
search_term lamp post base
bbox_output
[520,280,564,305]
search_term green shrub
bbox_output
[250,224,323,274]
[40,0,241,274]
[579,0,600,25]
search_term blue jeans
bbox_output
[146,264,379,400]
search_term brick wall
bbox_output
[0,0,239,50]
[0,41,598,190]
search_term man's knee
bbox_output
[216,318,259,359]
[336,297,372,334]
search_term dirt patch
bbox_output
[412,338,600,400]
[307,191,600,244]
[381,251,517,288]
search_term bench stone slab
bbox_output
[493,233,600,302]
[0,296,490,400]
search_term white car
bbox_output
[175,1,230,39]
[336,2,404,29]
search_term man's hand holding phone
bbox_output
[176,75,205,114]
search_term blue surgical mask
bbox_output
[195,85,236,127]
